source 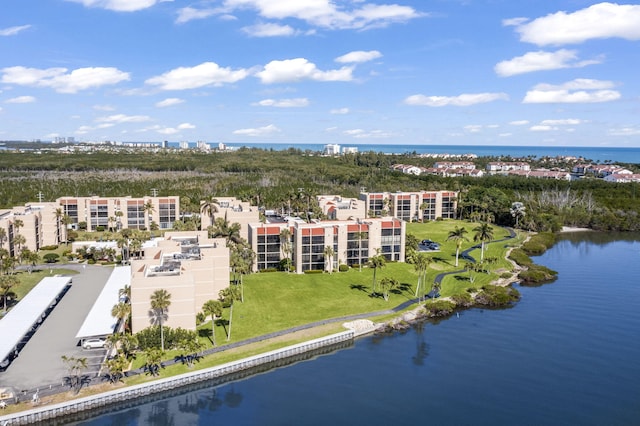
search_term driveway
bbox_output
[0,264,112,395]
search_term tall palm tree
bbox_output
[510,202,526,227]
[368,253,386,295]
[1,275,20,311]
[200,197,219,229]
[143,201,155,230]
[111,301,131,333]
[210,214,242,244]
[447,226,468,267]
[219,286,241,341]
[149,289,171,351]
[473,223,494,261]
[413,253,432,301]
[202,299,223,346]
[279,228,292,273]
[54,208,64,244]
[323,245,335,273]
[0,227,6,249]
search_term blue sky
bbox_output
[1,0,640,147]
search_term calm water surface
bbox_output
[77,232,640,426]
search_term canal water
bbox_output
[75,232,640,426]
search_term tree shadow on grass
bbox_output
[454,275,471,281]
[350,284,368,293]
[390,282,413,296]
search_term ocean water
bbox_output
[220,143,640,164]
[71,232,640,426]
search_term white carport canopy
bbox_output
[0,276,71,363]
[75,266,131,340]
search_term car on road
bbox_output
[82,338,105,350]
[419,239,440,251]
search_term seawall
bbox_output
[0,330,354,425]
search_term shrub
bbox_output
[423,299,456,317]
[40,245,59,251]
[303,270,323,274]
[96,226,105,232]
[450,292,473,308]
[87,259,96,264]
[43,253,60,263]
[259,268,278,273]
[474,285,520,307]
[518,264,558,284]
[338,264,349,272]
[500,272,512,279]
[522,232,556,255]
[508,248,532,267]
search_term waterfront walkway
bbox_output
[6,226,518,404]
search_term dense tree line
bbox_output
[1,148,639,231]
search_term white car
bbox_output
[83,338,105,350]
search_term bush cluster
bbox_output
[423,299,456,317]
[518,264,558,284]
[522,232,556,255]
[135,326,198,351]
[474,285,520,307]
[338,264,349,272]
[508,248,532,267]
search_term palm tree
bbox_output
[323,245,335,273]
[219,286,241,341]
[413,253,431,301]
[368,253,386,295]
[473,223,494,261]
[279,228,292,273]
[379,277,398,301]
[0,227,6,249]
[202,299,223,346]
[510,202,526,227]
[1,274,19,311]
[354,229,368,272]
[54,208,64,244]
[200,197,219,229]
[13,234,26,260]
[210,214,242,244]
[143,201,155,230]
[111,301,131,333]
[447,226,468,267]
[149,289,171,351]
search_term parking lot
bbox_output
[0,265,112,394]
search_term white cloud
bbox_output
[0,66,130,93]
[335,50,382,63]
[220,0,422,30]
[146,62,250,90]
[540,119,585,126]
[157,127,179,135]
[253,98,309,107]
[66,0,167,12]
[156,98,185,107]
[515,2,640,46]
[155,122,195,135]
[0,25,32,36]
[343,128,394,138]
[404,92,509,107]
[610,127,640,136]
[95,114,151,123]
[509,120,530,126]
[499,133,513,137]
[523,78,620,104]
[464,125,483,133]
[5,96,36,104]
[232,124,281,136]
[502,17,528,27]
[176,6,220,24]
[330,107,350,114]
[495,49,601,77]
[93,104,115,111]
[178,123,195,129]
[242,23,297,37]
[530,125,556,132]
[256,58,353,84]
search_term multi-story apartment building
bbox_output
[248,217,405,273]
[58,196,179,232]
[0,202,66,256]
[200,197,260,242]
[130,231,229,333]
[316,195,366,221]
[359,191,457,222]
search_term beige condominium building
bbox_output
[130,231,230,333]
[360,190,458,222]
[58,196,180,232]
[316,195,366,220]
[0,202,66,256]
[200,197,259,242]
[248,217,405,274]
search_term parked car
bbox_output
[419,239,440,251]
[83,338,105,350]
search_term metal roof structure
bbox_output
[0,276,71,364]
[75,266,131,340]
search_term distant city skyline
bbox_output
[1,1,640,147]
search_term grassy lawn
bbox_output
[9,267,78,301]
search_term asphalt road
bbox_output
[0,264,112,395]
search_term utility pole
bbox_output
[150,188,158,197]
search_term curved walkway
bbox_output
[14,228,518,402]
